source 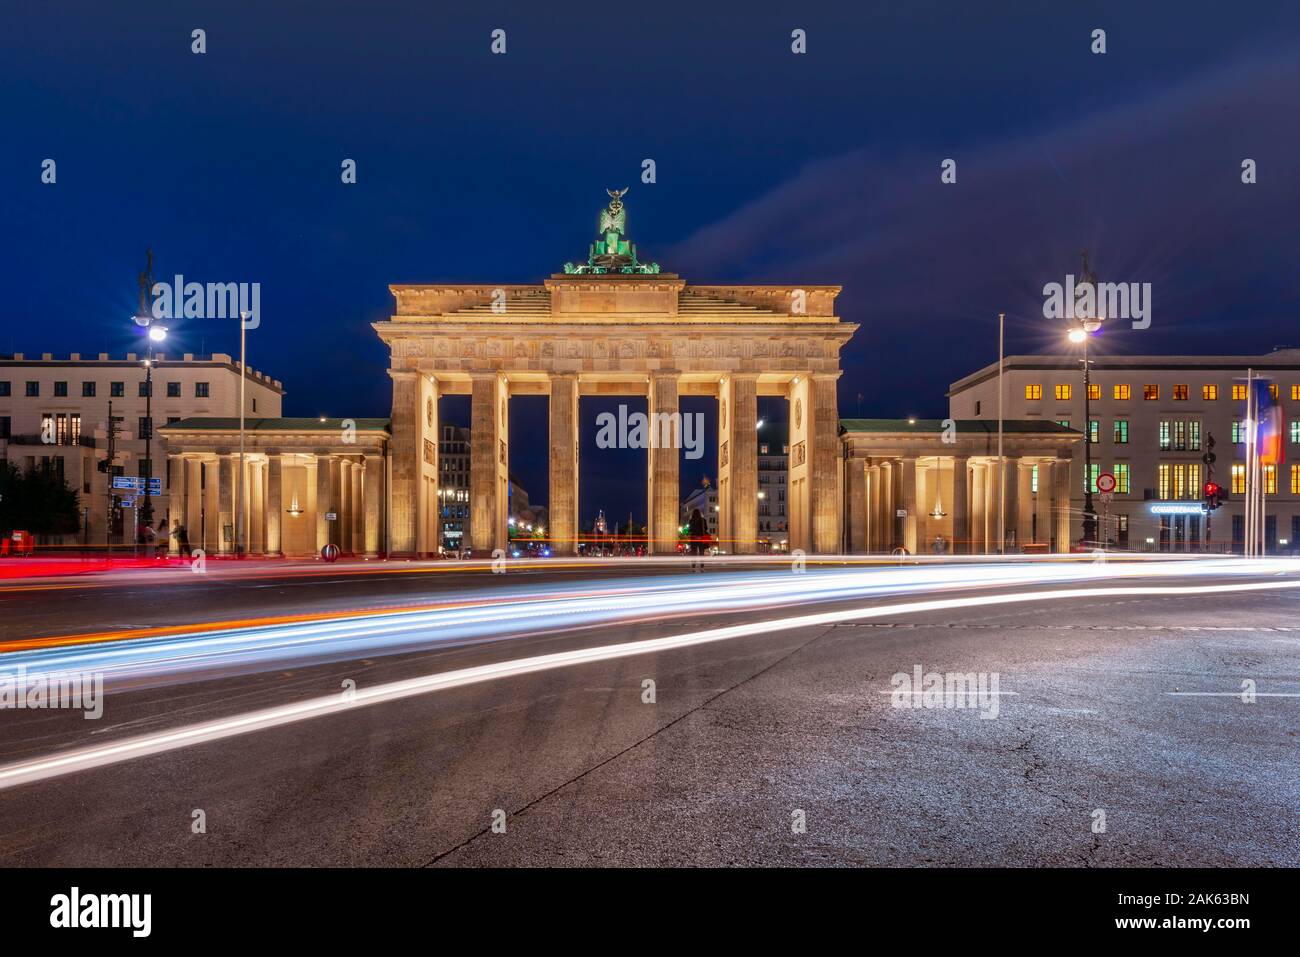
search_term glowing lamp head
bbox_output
[148,325,167,342]
[1067,328,1087,344]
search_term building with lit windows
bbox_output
[948,348,1300,552]
[757,423,789,551]
[1,351,283,545]
[437,424,471,551]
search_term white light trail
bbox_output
[2,575,1298,791]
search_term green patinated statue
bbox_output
[564,188,661,275]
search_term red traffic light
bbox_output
[1203,481,1220,497]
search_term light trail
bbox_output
[5,558,1294,689]
[1,574,1298,791]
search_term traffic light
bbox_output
[1203,481,1224,510]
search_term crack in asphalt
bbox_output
[421,624,840,867]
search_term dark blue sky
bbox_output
[4,1,1298,521]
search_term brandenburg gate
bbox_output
[375,191,858,557]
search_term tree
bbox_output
[0,461,82,537]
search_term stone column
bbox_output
[1053,456,1072,552]
[646,370,681,555]
[338,460,352,553]
[364,453,384,558]
[316,453,333,552]
[1034,461,1053,548]
[548,373,579,556]
[899,457,918,554]
[847,458,868,553]
[249,458,265,554]
[998,456,1019,553]
[951,455,970,554]
[728,373,759,554]
[1016,461,1034,551]
[970,462,986,553]
[185,458,202,557]
[809,373,841,554]
[387,370,418,557]
[266,454,283,556]
[469,373,507,554]
[351,459,364,556]
[167,454,184,555]
[217,454,234,554]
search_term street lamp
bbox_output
[1067,317,1103,546]
[135,318,166,534]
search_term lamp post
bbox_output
[138,322,167,532]
[235,311,250,558]
[1068,320,1101,546]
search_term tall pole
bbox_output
[997,312,1005,555]
[1081,334,1095,546]
[236,313,248,558]
[1245,368,1255,556]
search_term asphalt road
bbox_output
[0,562,1297,867]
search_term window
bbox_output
[1055,384,1072,401]
[138,416,152,440]
[1269,384,1279,400]
[1114,463,1130,494]
[1159,421,1171,451]
[1292,420,1300,444]
[1188,420,1201,451]
[1025,384,1042,400]
[0,381,9,397]
[1264,465,1277,494]
[0,417,9,439]
[1031,465,1038,494]
[1088,420,1099,444]
[1293,385,1300,402]
[974,400,981,415]
[138,381,150,397]
[111,381,124,397]
[54,381,68,397]
[166,382,181,397]
[1292,464,1300,495]
[1113,384,1130,400]
[1173,384,1189,400]
[1231,463,1246,494]
[1087,384,1100,401]
[1232,384,1247,401]
[1232,420,1245,444]
[1203,385,1218,401]
[195,382,210,398]
[759,444,769,455]
[82,381,96,397]
[1158,464,1171,500]
[1113,419,1129,444]
[26,381,39,397]
[1143,384,1159,400]
[1084,463,1099,493]
[1171,421,1186,451]
[1055,419,1070,429]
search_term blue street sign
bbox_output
[111,476,162,493]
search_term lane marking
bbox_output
[2,577,1299,790]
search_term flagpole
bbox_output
[997,312,1005,556]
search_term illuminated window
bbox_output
[1087,384,1100,401]
[1293,385,1300,402]
[1232,384,1247,401]
[1292,464,1300,495]
[1031,465,1038,493]
[1114,463,1130,494]
[1265,465,1277,494]
[1158,464,1171,500]
[1171,421,1186,451]
[1025,384,1042,400]
[1055,384,1072,401]
[1188,421,1201,451]
[1231,463,1245,494]
[1202,385,1218,400]
[1113,419,1129,444]
[1173,384,1189,400]
[1269,384,1279,400]
[1232,419,1245,444]
[1292,420,1300,444]
[1055,419,1070,429]
[1088,419,1099,443]
[1143,384,1159,400]
[1113,384,1130,400]
[1083,463,1099,493]
[1159,421,1171,451]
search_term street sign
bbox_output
[1095,472,1117,494]
[325,512,338,521]
[895,509,907,518]
[120,497,135,508]
[111,476,162,493]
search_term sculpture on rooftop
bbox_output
[564,188,660,275]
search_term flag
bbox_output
[1251,378,1285,465]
